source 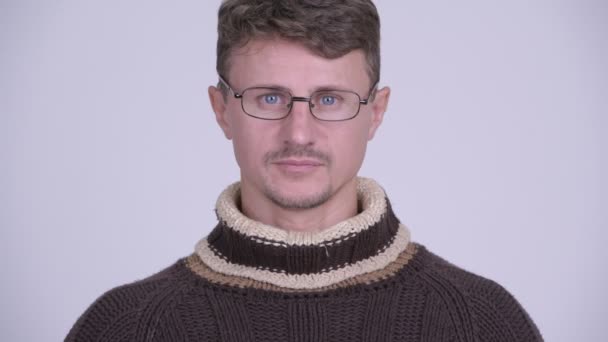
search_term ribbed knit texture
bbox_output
[66,178,543,341]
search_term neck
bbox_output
[240,178,358,232]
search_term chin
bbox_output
[263,176,333,210]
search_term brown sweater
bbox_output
[66,178,543,342]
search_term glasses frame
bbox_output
[218,75,378,122]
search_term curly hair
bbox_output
[216,0,381,86]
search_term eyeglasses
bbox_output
[218,75,377,121]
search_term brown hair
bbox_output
[216,0,381,87]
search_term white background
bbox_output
[1,0,606,341]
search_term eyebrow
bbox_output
[246,84,292,93]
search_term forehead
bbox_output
[226,38,370,92]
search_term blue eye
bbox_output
[264,95,279,104]
[321,95,336,105]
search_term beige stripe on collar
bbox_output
[187,242,418,293]
[195,224,410,290]
[214,177,388,246]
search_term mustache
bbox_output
[264,144,331,164]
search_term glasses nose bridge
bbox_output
[288,95,314,116]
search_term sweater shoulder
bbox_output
[413,244,509,294]
[65,259,190,342]
[409,244,543,341]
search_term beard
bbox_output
[261,143,332,210]
[262,180,333,210]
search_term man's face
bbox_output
[210,38,388,210]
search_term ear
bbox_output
[208,85,233,140]
[367,86,390,140]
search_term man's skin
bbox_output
[208,38,390,233]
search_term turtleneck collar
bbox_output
[195,177,411,290]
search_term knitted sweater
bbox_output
[66,178,543,342]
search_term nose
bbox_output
[279,99,316,145]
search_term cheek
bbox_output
[330,123,370,170]
[230,120,272,170]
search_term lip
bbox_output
[273,159,324,166]
[272,159,324,173]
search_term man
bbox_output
[66,0,543,341]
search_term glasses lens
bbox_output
[310,90,361,121]
[241,88,292,120]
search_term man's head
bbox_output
[208,0,389,217]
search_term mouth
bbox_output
[272,159,324,173]
[274,159,324,166]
